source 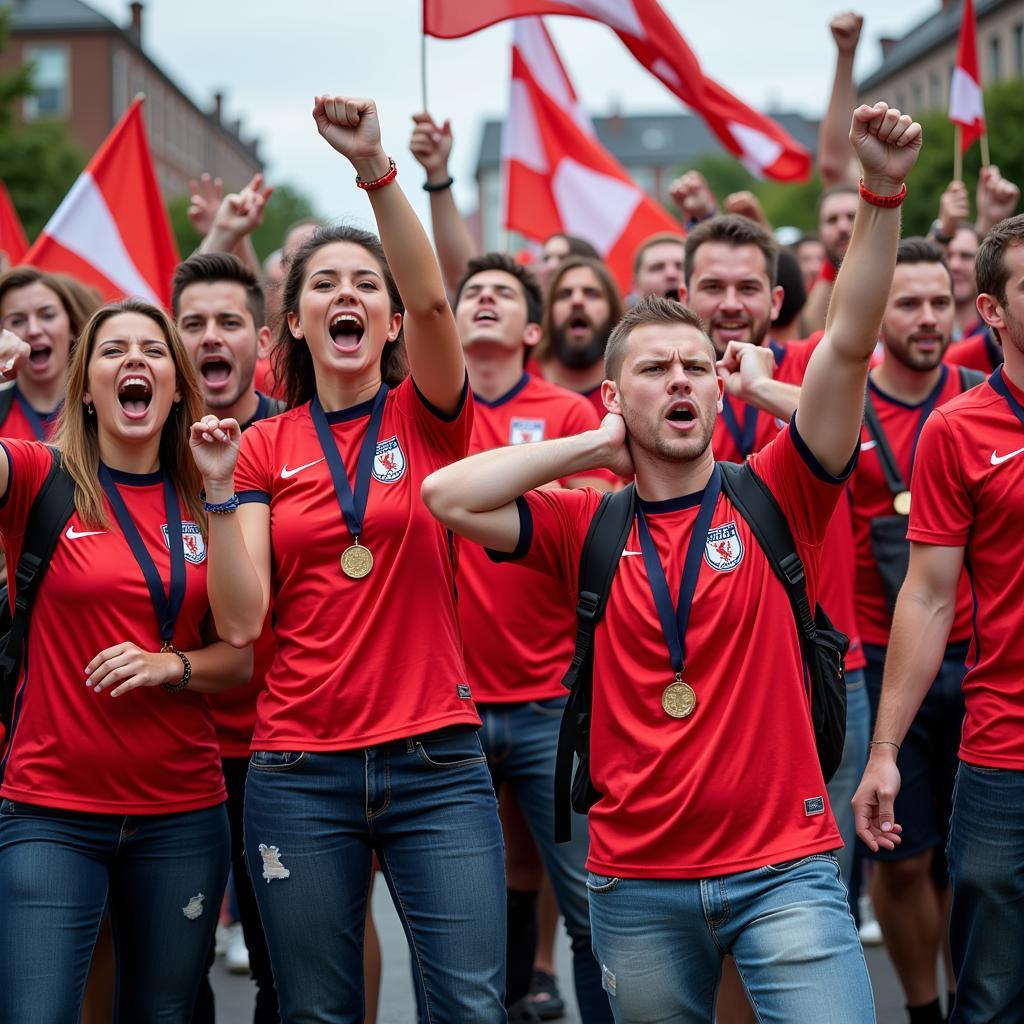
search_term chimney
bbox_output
[128,2,143,45]
[232,117,242,138]
[879,35,898,57]
[212,91,223,123]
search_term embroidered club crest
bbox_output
[162,521,207,564]
[372,436,406,483]
[509,417,546,445]
[704,522,743,572]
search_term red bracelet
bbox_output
[858,177,907,208]
[356,157,397,192]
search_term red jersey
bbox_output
[945,329,1003,374]
[234,378,479,749]
[206,392,284,758]
[499,423,850,877]
[0,387,60,441]
[850,367,975,647]
[461,374,602,703]
[0,440,225,814]
[908,368,1024,769]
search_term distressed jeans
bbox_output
[0,800,230,1022]
[244,728,507,1024]
[587,854,875,1023]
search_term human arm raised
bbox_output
[198,173,274,277]
[818,12,863,187]
[796,102,922,476]
[851,541,962,851]
[409,111,477,294]
[0,329,32,498]
[313,95,464,416]
[975,165,1020,237]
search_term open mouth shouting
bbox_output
[329,312,365,353]
[199,353,234,392]
[473,308,499,326]
[665,399,699,432]
[117,376,153,420]
[28,342,53,373]
[567,313,592,342]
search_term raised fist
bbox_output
[849,103,922,193]
[313,95,388,177]
[669,170,715,221]
[724,191,770,229]
[977,165,1021,235]
[410,112,453,183]
[830,12,863,55]
[0,329,30,381]
[937,180,970,238]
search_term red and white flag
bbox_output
[25,98,179,308]
[424,0,811,181]
[949,0,986,152]
[504,18,681,292]
[0,182,29,265]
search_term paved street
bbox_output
[210,880,912,1023]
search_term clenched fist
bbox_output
[849,102,922,194]
[313,95,390,181]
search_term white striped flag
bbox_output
[24,98,179,307]
[949,0,986,153]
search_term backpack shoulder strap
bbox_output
[263,396,288,418]
[862,392,907,496]
[0,385,16,430]
[957,365,986,391]
[553,483,635,843]
[0,448,77,677]
[718,462,817,649]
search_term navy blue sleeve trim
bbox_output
[790,413,858,483]
[0,440,13,509]
[413,372,470,424]
[237,489,270,506]
[486,495,533,563]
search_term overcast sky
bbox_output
[87,0,939,235]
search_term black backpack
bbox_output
[553,460,849,842]
[0,448,76,732]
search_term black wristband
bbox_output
[423,176,454,193]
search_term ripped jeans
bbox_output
[244,729,507,1024]
[0,800,229,1022]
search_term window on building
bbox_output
[990,35,1002,80]
[929,71,942,110]
[911,80,923,112]
[1014,23,1023,77]
[23,46,69,119]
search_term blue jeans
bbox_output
[480,698,613,1022]
[946,761,1024,1023]
[587,854,874,1023]
[825,669,870,890]
[244,729,507,1024]
[0,800,229,1022]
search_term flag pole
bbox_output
[980,131,990,167]
[954,126,963,182]
[421,12,429,112]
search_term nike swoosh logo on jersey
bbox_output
[860,440,877,452]
[65,526,106,540]
[990,446,1024,466]
[620,551,644,557]
[280,458,325,479]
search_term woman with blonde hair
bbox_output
[0,298,251,1022]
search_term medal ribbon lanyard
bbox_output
[635,465,722,680]
[720,396,759,459]
[98,465,186,645]
[989,366,1024,426]
[309,385,389,545]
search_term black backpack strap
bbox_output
[554,484,636,843]
[0,449,76,727]
[264,396,288,417]
[862,393,907,497]
[957,365,986,391]
[0,385,16,430]
[719,462,817,663]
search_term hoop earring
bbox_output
[85,402,95,416]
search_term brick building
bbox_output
[0,0,262,198]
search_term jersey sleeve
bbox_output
[905,408,970,546]
[748,416,856,547]
[396,373,474,465]
[0,439,56,537]
[486,485,602,596]
[234,421,274,506]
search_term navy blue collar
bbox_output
[474,373,530,408]
[869,364,948,410]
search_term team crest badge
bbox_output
[373,436,407,483]
[704,522,743,572]
[162,521,207,564]
[510,417,546,445]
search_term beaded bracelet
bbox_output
[859,177,907,208]
[869,739,901,753]
[203,493,240,515]
[161,644,192,693]
[356,157,397,192]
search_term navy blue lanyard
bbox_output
[635,465,722,677]
[14,388,60,442]
[989,365,1024,426]
[99,465,186,645]
[309,385,388,542]
[721,396,758,458]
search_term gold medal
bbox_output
[340,542,373,579]
[662,677,696,719]
[893,490,911,516]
